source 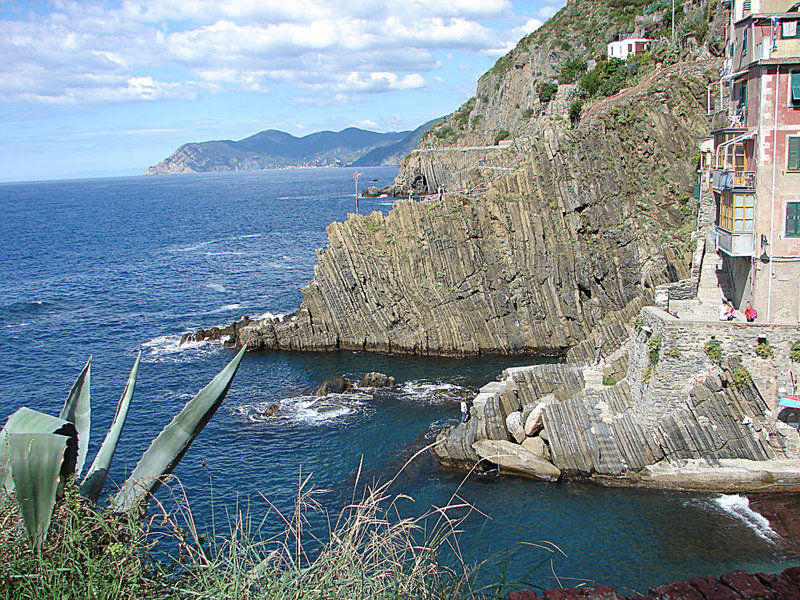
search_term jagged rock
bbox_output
[505,411,526,443]
[524,394,557,436]
[193,59,712,357]
[261,404,279,417]
[359,372,395,388]
[361,186,381,198]
[522,436,551,461]
[472,440,561,481]
[315,376,352,397]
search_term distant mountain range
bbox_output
[145,121,437,175]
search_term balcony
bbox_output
[711,170,756,191]
[716,227,754,257]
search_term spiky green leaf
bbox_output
[9,433,69,550]
[112,347,246,512]
[81,352,140,502]
[60,356,91,477]
[0,408,78,493]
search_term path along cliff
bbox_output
[190,60,717,359]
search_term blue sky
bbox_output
[1,0,564,182]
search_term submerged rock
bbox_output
[261,404,279,417]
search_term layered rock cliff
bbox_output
[190,59,717,356]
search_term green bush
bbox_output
[647,334,662,365]
[493,129,511,145]
[704,339,722,363]
[732,366,753,390]
[568,99,583,125]
[521,107,535,119]
[603,374,619,386]
[791,341,800,361]
[579,58,627,99]
[664,348,681,359]
[634,316,644,332]
[641,365,652,384]
[559,58,588,84]
[538,82,559,103]
[755,340,774,359]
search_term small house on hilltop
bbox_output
[607,38,652,60]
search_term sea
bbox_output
[0,167,796,593]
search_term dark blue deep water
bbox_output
[0,168,796,593]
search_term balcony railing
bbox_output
[716,227,754,257]
[711,169,756,191]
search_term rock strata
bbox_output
[189,62,712,357]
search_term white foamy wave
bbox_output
[205,251,247,256]
[256,311,287,322]
[714,494,778,543]
[235,393,373,426]
[205,283,226,293]
[397,380,464,404]
[238,233,263,239]
[205,303,243,314]
[140,334,221,363]
[170,239,218,253]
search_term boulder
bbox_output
[315,376,352,397]
[505,411,526,443]
[261,404,279,417]
[472,440,561,481]
[522,436,551,461]
[359,372,396,388]
[524,394,557,436]
[361,186,381,198]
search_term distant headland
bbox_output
[145,122,436,175]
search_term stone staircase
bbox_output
[670,236,736,321]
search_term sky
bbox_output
[0,0,565,182]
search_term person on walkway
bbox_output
[719,299,730,321]
[745,301,757,322]
[727,300,737,321]
[460,393,469,423]
[593,332,603,365]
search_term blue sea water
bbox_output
[0,168,796,593]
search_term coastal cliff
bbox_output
[190,60,714,356]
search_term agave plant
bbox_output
[0,346,246,549]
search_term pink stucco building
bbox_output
[710,0,800,322]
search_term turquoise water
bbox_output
[0,168,796,592]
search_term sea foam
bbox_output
[714,494,778,543]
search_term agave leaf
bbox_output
[59,356,91,477]
[0,408,78,493]
[80,352,141,502]
[9,433,69,550]
[112,347,246,512]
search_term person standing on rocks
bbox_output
[460,391,469,423]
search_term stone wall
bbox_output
[637,305,800,411]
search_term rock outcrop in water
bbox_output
[189,59,713,357]
[435,306,800,492]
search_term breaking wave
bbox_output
[714,494,778,543]
[234,392,373,427]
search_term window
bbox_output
[787,202,800,237]
[789,136,800,171]
[720,192,754,233]
[781,20,799,39]
[792,71,800,108]
[742,26,748,56]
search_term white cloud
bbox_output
[0,0,555,105]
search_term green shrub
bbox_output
[641,365,652,384]
[603,374,619,386]
[538,82,559,103]
[521,107,535,119]
[493,129,511,145]
[647,334,662,365]
[559,58,588,84]
[755,340,774,359]
[732,366,753,390]
[634,316,644,332]
[704,339,722,363]
[791,341,800,361]
[664,348,681,359]
[568,99,583,125]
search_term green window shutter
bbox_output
[792,72,800,102]
[789,137,800,171]
[787,202,800,237]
